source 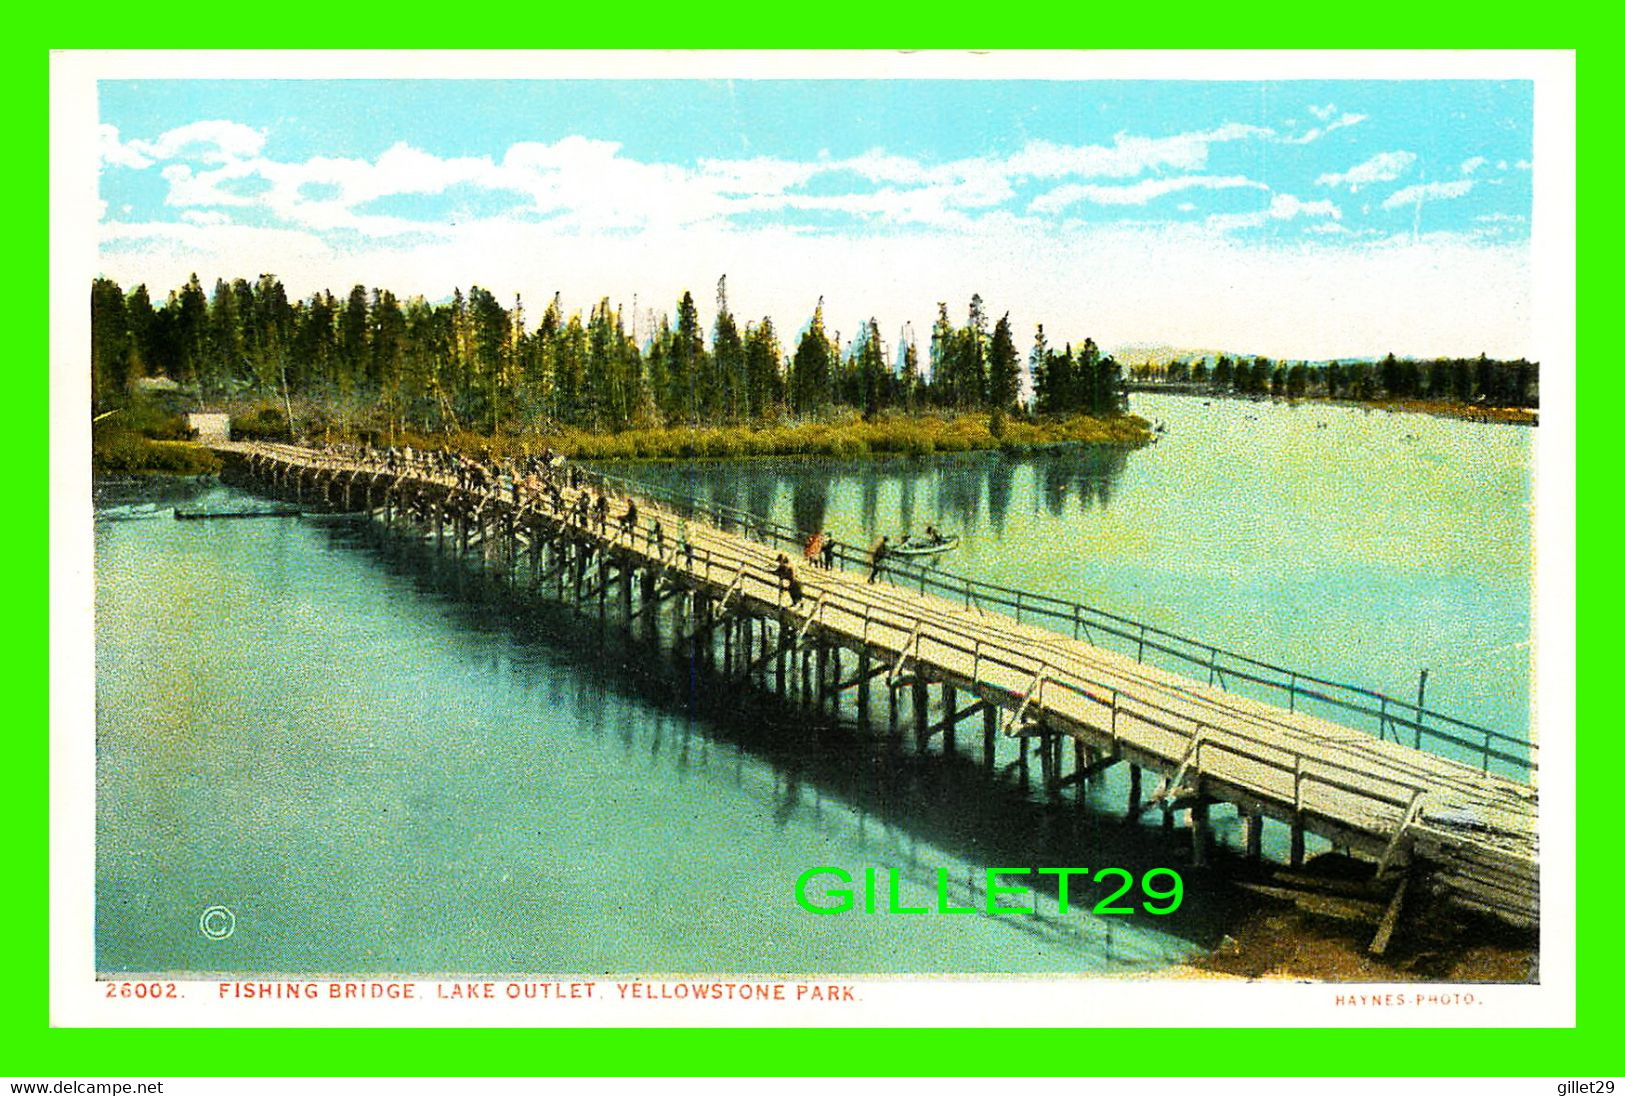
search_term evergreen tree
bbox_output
[666,290,705,423]
[744,317,784,417]
[856,318,887,419]
[789,298,834,416]
[987,312,1020,411]
[713,276,746,420]
[371,289,407,438]
[174,273,209,391]
[90,277,130,408]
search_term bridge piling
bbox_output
[211,442,1540,934]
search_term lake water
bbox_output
[94,393,1531,975]
[632,393,1532,746]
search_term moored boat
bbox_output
[892,533,959,558]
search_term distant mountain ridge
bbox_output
[1110,345,1247,367]
[1110,344,1389,367]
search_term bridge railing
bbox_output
[565,462,1533,780]
[600,502,1433,836]
[241,443,1531,780]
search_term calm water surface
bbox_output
[95,393,1531,975]
[633,393,1532,741]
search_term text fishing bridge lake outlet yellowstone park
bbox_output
[211,439,1538,950]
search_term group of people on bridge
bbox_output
[319,439,915,596]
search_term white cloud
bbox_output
[130,120,266,165]
[1030,174,1264,213]
[94,116,1534,359]
[1461,156,1488,175]
[1516,159,1532,170]
[1307,104,1339,122]
[1268,193,1341,220]
[1202,192,1340,233]
[125,121,1293,239]
[1279,111,1367,145]
[1317,150,1418,191]
[1004,124,1271,180]
[97,125,151,170]
[697,154,822,196]
[1381,179,1474,210]
[160,162,258,208]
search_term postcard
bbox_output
[50,49,1576,1028]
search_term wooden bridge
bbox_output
[212,441,1539,943]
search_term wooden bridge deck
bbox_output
[214,441,1539,932]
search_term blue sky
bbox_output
[95,78,1537,359]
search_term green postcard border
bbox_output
[20,29,1601,1078]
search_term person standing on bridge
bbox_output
[621,498,639,541]
[804,531,823,568]
[867,535,890,584]
[821,532,836,571]
[774,554,805,607]
[676,514,693,568]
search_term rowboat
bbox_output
[892,534,959,558]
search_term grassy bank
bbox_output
[550,412,1151,462]
[95,395,1151,471]
[1357,397,1538,426]
[92,401,221,476]
[367,411,1153,463]
[93,433,220,475]
[1139,387,1538,426]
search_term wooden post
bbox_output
[983,705,997,771]
[1244,811,1263,860]
[1129,764,1142,814]
[775,618,787,697]
[1290,814,1306,868]
[941,684,956,755]
[642,571,658,641]
[1190,791,1210,867]
[816,643,829,709]
[912,678,929,749]
[857,649,872,724]
[1369,875,1410,956]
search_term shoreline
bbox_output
[1165,855,1537,985]
[1132,388,1538,426]
[95,410,1154,476]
